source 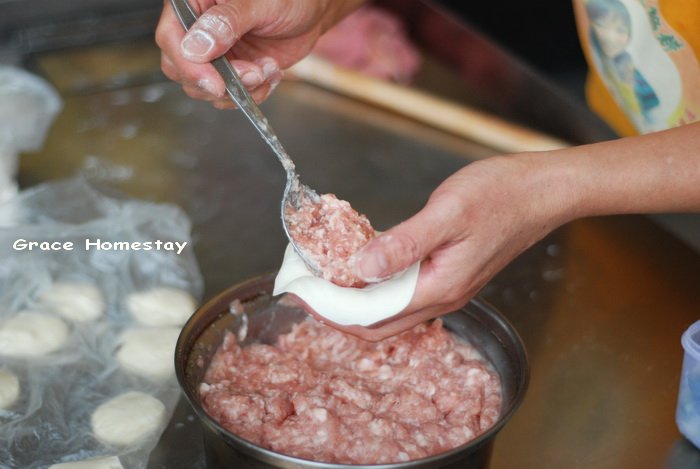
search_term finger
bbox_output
[219,57,281,100]
[212,99,236,110]
[354,193,463,282]
[282,294,411,342]
[160,54,181,83]
[182,83,223,102]
[155,2,185,60]
[363,311,435,340]
[253,71,283,103]
[282,294,364,337]
[168,54,271,106]
[230,59,265,89]
[358,297,468,341]
[254,56,282,89]
[158,1,282,106]
[180,1,258,63]
[208,71,278,109]
[157,2,226,96]
[340,309,443,342]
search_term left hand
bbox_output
[343,152,570,340]
[343,119,700,340]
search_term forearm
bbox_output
[534,122,700,223]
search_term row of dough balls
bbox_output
[37,282,198,326]
[0,284,196,358]
[0,285,198,411]
[1,285,198,465]
[48,391,167,469]
[0,386,164,467]
[0,326,182,409]
[49,456,123,469]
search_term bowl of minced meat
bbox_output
[175,273,528,468]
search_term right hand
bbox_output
[155,0,364,109]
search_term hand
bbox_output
[155,0,365,109]
[345,121,700,341]
[345,152,573,341]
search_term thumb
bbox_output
[180,2,257,63]
[355,209,449,282]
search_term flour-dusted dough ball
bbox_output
[0,311,69,357]
[39,282,105,322]
[126,287,197,326]
[0,368,20,409]
[116,327,180,379]
[91,391,166,447]
[49,456,123,469]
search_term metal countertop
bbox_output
[15,21,700,469]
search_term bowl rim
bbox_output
[175,272,530,468]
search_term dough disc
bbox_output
[49,456,123,469]
[0,368,20,409]
[39,282,105,322]
[0,311,69,357]
[126,287,196,326]
[116,327,180,379]
[91,391,166,447]
[273,243,419,326]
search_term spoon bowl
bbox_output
[280,174,322,276]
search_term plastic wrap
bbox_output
[0,66,62,204]
[0,178,203,468]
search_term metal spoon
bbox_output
[170,0,322,276]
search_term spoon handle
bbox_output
[169,0,296,174]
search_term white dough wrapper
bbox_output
[39,282,105,322]
[0,369,20,409]
[273,243,420,326]
[0,311,69,357]
[116,327,180,379]
[49,456,123,469]
[91,391,166,447]
[126,287,197,326]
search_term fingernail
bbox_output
[197,78,219,96]
[260,58,279,80]
[240,70,263,88]
[356,250,388,282]
[181,30,214,59]
[269,73,282,92]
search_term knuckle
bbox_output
[183,87,200,99]
[253,84,273,104]
[160,58,178,80]
[213,100,235,110]
[429,189,466,219]
[387,233,421,268]
[441,289,463,306]
[154,28,165,48]
[196,5,238,42]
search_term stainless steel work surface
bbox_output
[16,40,700,469]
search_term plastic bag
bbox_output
[0,178,203,469]
[0,66,62,204]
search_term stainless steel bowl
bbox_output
[175,273,529,468]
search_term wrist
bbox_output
[509,151,587,229]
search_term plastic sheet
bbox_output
[0,66,61,204]
[0,178,203,468]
